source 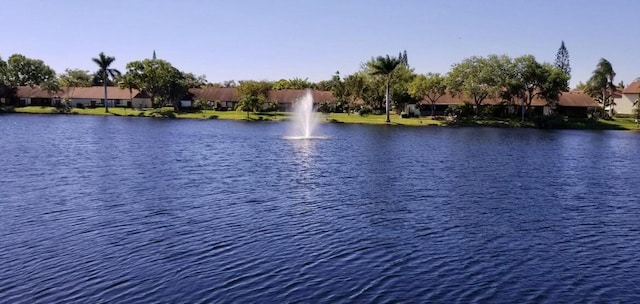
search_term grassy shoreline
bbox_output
[2,106,638,131]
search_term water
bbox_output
[290,90,319,139]
[1,114,640,303]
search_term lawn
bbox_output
[3,106,639,130]
[324,113,445,126]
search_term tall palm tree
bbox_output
[587,59,616,116]
[369,55,401,123]
[92,52,121,112]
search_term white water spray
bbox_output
[290,90,320,139]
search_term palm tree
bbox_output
[118,74,138,106]
[588,58,616,116]
[369,55,401,123]
[92,52,121,112]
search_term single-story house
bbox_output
[613,81,640,115]
[189,87,240,109]
[414,90,597,118]
[14,86,153,108]
[60,87,152,108]
[189,88,335,111]
[556,91,599,118]
[267,89,335,111]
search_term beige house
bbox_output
[613,81,640,115]
[15,86,153,108]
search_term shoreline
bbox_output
[1,106,638,131]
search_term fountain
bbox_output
[287,90,323,140]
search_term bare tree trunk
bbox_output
[103,75,109,113]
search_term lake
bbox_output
[1,114,639,303]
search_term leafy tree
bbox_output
[398,49,409,66]
[0,56,9,100]
[554,41,571,83]
[574,81,588,91]
[368,55,402,122]
[3,54,57,88]
[183,72,207,88]
[222,80,237,88]
[314,79,334,91]
[330,72,348,112]
[124,58,189,110]
[236,80,272,117]
[343,73,367,112]
[448,55,502,115]
[585,58,616,116]
[408,73,447,116]
[92,52,121,112]
[117,73,138,102]
[59,69,92,88]
[272,77,312,90]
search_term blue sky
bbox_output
[1,0,639,87]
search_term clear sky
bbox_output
[1,0,639,88]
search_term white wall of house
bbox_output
[180,100,193,108]
[69,98,97,107]
[614,93,639,115]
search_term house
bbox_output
[14,86,153,108]
[15,86,61,106]
[613,81,640,115]
[555,91,599,118]
[189,88,335,111]
[189,87,240,110]
[61,87,151,108]
[267,89,335,111]
[416,90,597,118]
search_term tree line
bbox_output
[0,42,626,121]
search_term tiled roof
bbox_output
[622,81,640,94]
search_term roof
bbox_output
[61,87,137,100]
[557,91,598,107]
[189,87,239,102]
[16,86,59,98]
[622,81,640,94]
[16,86,143,100]
[423,91,596,107]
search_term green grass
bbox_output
[3,106,639,131]
[324,113,445,126]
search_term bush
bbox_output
[358,107,373,116]
[535,114,568,129]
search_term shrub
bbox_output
[358,107,373,116]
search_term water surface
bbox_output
[1,114,639,303]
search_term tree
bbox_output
[59,69,92,88]
[554,41,571,83]
[585,58,616,116]
[117,73,138,102]
[3,54,57,88]
[344,73,367,112]
[183,72,207,88]
[574,81,588,91]
[329,72,350,113]
[92,52,121,112]
[272,77,312,90]
[124,58,189,110]
[368,55,402,122]
[408,73,447,116]
[236,80,272,117]
[448,55,502,115]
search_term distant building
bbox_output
[613,81,640,115]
